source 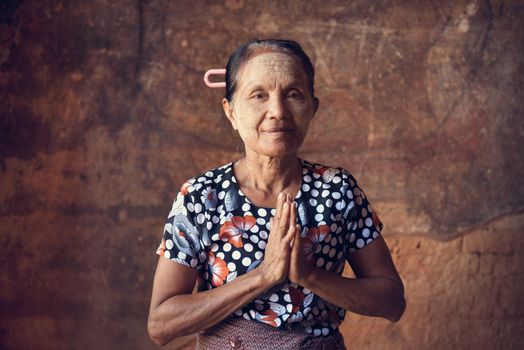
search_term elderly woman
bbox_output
[148,39,405,349]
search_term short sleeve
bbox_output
[156,181,206,269]
[340,170,384,256]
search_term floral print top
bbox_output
[156,159,383,337]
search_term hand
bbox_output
[257,193,297,287]
[289,221,314,286]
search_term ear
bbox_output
[222,98,238,130]
[312,97,319,116]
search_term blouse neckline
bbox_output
[228,158,306,210]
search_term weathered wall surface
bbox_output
[1,0,523,349]
[342,213,524,350]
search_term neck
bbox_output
[235,150,302,194]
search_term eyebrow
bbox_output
[245,84,266,92]
[243,80,305,93]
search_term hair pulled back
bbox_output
[224,39,315,102]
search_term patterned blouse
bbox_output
[156,158,383,337]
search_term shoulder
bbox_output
[167,162,233,218]
[301,159,359,190]
[178,162,234,197]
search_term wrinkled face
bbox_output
[223,51,319,158]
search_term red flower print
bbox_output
[312,166,337,182]
[156,238,166,255]
[257,309,278,327]
[308,225,330,242]
[303,225,330,262]
[289,287,305,313]
[208,251,229,287]
[180,181,192,196]
[219,215,256,248]
[312,166,329,176]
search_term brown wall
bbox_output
[1,1,523,349]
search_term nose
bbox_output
[267,94,288,120]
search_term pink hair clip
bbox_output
[204,69,226,88]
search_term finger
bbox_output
[290,224,302,256]
[293,224,301,245]
[284,201,297,240]
[275,192,285,222]
[285,223,296,248]
[272,193,284,235]
[279,200,290,235]
[289,199,297,225]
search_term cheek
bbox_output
[296,120,312,140]
[290,100,314,115]
[290,104,314,127]
[233,117,259,143]
[237,121,258,138]
[235,105,265,132]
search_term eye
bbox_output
[287,89,303,99]
[250,91,266,100]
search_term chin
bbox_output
[259,144,300,158]
[242,136,304,158]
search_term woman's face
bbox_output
[223,51,319,158]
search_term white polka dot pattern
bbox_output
[155,159,383,337]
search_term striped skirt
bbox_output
[197,316,347,350]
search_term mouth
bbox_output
[264,127,294,133]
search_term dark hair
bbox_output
[224,39,315,102]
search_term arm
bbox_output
[147,257,269,345]
[290,234,406,322]
[147,193,297,346]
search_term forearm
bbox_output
[301,267,406,322]
[148,267,270,345]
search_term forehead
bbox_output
[236,51,308,88]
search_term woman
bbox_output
[148,39,405,349]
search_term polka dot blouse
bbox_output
[156,158,384,337]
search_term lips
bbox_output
[264,127,294,133]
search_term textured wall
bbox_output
[342,213,524,349]
[1,0,523,349]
